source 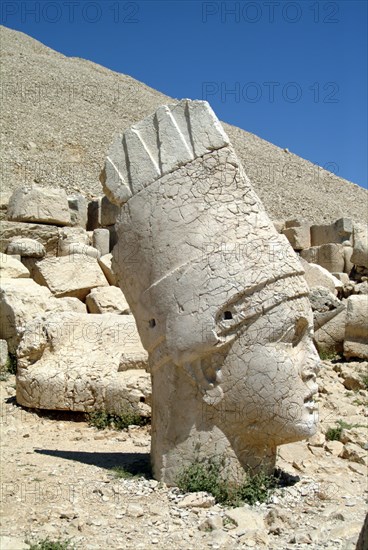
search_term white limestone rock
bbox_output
[343,295,368,359]
[16,312,149,413]
[98,253,118,286]
[300,257,342,295]
[33,255,108,299]
[352,223,368,269]
[310,218,353,246]
[6,238,45,258]
[0,221,60,257]
[86,286,130,314]
[7,185,71,226]
[0,278,86,353]
[0,253,30,279]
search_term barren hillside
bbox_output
[1,25,366,224]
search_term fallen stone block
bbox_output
[68,194,87,228]
[282,220,310,250]
[0,253,30,279]
[0,221,59,257]
[310,218,353,246]
[343,295,368,359]
[6,237,46,258]
[0,339,8,369]
[301,243,346,273]
[87,195,120,230]
[93,228,110,256]
[86,286,130,314]
[314,307,346,356]
[300,257,342,295]
[16,312,149,414]
[352,223,368,269]
[33,255,108,299]
[0,278,85,353]
[7,185,71,226]
[98,253,118,286]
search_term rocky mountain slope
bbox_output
[1,24,366,224]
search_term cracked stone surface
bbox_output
[105,100,321,484]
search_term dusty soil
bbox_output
[0,360,367,550]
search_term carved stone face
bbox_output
[202,298,320,448]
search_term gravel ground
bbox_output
[1,361,367,550]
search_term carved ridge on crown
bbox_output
[100,99,230,206]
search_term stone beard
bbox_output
[102,100,320,484]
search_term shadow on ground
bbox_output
[35,449,152,478]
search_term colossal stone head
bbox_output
[102,100,320,484]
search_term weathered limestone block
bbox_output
[87,195,120,230]
[6,238,46,258]
[0,191,11,221]
[310,218,353,246]
[0,339,8,369]
[282,220,311,250]
[311,288,346,355]
[68,194,87,228]
[16,312,149,414]
[0,253,30,279]
[272,220,284,233]
[104,99,320,484]
[7,185,71,226]
[0,221,59,257]
[0,279,85,353]
[343,295,368,359]
[33,255,108,299]
[300,258,342,295]
[352,223,368,269]
[58,242,100,259]
[314,307,346,355]
[98,253,118,286]
[301,243,345,273]
[86,286,130,314]
[93,228,110,256]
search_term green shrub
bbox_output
[325,419,365,441]
[318,349,338,361]
[176,458,279,506]
[110,466,139,479]
[27,537,75,550]
[0,353,17,380]
[360,373,368,390]
[87,409,148,430]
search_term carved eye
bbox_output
[223,311,233,320]
[149,319,156,328]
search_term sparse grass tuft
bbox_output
[110,466,139,479]
[176,458,280,506]
[87,409,148,430]
[0,352,17,380]
[359,373,368,390]
[318,349,338,361]
[326,419,366,441]
[26,537,75,550]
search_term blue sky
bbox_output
[2,0,367,188]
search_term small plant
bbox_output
[87,409,148,430]
[110,466,138,479]
[176,458,280,506]
[318,349,338,361]
[26,537,75,550]
[326,419,366,441]
[0,353,17,381]
[359,373,368,390]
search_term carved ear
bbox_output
[182,359,224,406]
